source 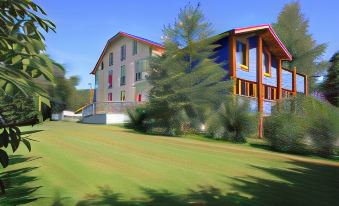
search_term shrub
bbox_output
[126,105,190,136]
[304,99,339,157]
[264,111,308,154]
[206,97,257,143]
[125,107,150,133]
[264,96,339,157]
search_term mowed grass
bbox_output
[1,121,338,206]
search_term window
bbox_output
[101,62,104,70]
[263,47,271,76]
[109,52,113,66]
[264,85,276,100]
[120,91,126,101]
[236,79,257,97]
[108,70,113,88]
[120,65,126,86]
[132,40,137,55]
[137,93,142,102]
[121,45,126,61]
[135,59,149,81]
[107,93,112,101]
[236,40,249,71]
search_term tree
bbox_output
[321,52,339,107]
[273,2,327,90]
[0,0,59,190]
[145,3,228,135]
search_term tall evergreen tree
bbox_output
[273,2,327,78]
[321,52,339,107]
[146,3,228,135]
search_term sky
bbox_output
[35,0,339,89]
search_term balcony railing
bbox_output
[82,101,141,117]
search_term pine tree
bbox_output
[273,2,327,78]
[146,3,228,135]
[321,52,339,107]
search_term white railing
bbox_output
[82,101,141,117]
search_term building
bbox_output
[82,24,308,123]
[213,24,308,114]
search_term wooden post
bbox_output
[257,36,263,138]
[304,75,308,96]
[229,31,236,79]
[277,59,282,99]
[292,67,297,96]
[257,36,263,113]
[258,115,264,139]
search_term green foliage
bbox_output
[206,97,257,143]
[264,110,307,154]
[145,3,228,135]
[264,96,339,157]
[321,52,339,107]
[0,92,40,126]
[273,1,327,90]
[305,98,339,157]
[126,107,150,133]
[0,0,62,97]
[0,0,58,185]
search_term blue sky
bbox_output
[35,0,339,89]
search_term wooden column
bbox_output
[277,59,282,99]
[229,31,236,78]
[229,31,237,95]
[292,67,297,96]
[257,36,263,139]
[257,36,263,113]
[304,75,308,96]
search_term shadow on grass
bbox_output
[21,129,44,136]
[0,155,42,205]
[61,160,339,206]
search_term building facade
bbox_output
[90,32,164,105]
[86,24,307,121]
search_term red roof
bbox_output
[90,32,164,74]
[233,24,292,61]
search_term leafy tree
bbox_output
[273,2,327,90]
[145,3,228,135]
[321,52,339,107]
[0,0,59,190]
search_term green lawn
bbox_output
[1,121,338,206]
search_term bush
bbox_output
[264,96,339,157]
[305,99,339,157]
[126,105,190,136]
[125,107,150,133]
[264,111,308,154]
[206,97,257,143]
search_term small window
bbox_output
[120,65,126,86]
[107,93,112,101]
[263,47,271,76]
[109,52,113,66]
[236,40,249,71]
[241,80,246,96]
[121,45,126,61]
[132,40,137,55]
[101,62,104,70]
[120,91,126,101]
[137,94,142,102]
[108,70,113,88]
